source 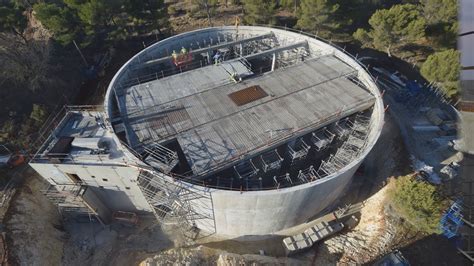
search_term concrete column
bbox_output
[271,53,276,72]
[207,51,211,64]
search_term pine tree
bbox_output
[0,2,27,41]
[421,49,460,97]
[353,4,426,56]
[280,0,300,14]
[387,175,448,235]
[242,0,277,25]
[188,0,219,26]
[420,0,457,25]
[296,0,339,37]
[33,3,79,46]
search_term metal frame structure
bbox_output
[41,184,101,223]
[334,118,354,140]
[136,169,215,236]
[287,138,311,164]
[317,114,371,178]
[234,159,259,179]
[311,128,336,151]
[112,33,309,93]
[143,142,179,174]
[259,149,283,173]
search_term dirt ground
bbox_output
[4,170,64,266]
[4,171,178,265]
[60,220,174,266]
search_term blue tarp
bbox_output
[406,81,422,95]
[440,200,464,239]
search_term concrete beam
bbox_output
[242,41,308,61]
[138,32,275,68]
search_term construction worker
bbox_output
[213,51,221,65]
[171,50,178,66]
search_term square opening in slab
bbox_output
[228,85,268,106]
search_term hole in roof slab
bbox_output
[228,85,268,106]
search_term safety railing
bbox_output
[29,105,105,163]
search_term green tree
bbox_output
[421,0,457,25]
[421,0,457,49]
[1,2,50,92]
[421,49,460,97]
[387,175,448,235]
[30,104,48,127]
[296,0,339,37]
[187,0,218,26]
[0,2,27,41]
[280,0,300,14]
[353,4,426,56]
[35,0,169,47]
[125,0,168,34]
[242,0,276,25]
[63,0,122,45]
[33,3,79,46]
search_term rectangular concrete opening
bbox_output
[228,85,268,106]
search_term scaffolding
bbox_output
[316,114,371,178]
[440,200,463,239]
[143,143,179,174]
[234,159,259,179]
[258,149,283,173]
[113,31,312,94]
[245,176,263,190]
[287,138,311,164]
[311,128,336,151]
[41,184,99,222]
[334,118,354,140]
[136,169,215,237]
[296,166,319,183]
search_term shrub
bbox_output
[387,175,448,235]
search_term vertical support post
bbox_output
[271,53,276,72]
[73,40,88,67]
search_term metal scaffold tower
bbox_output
[143,142,179,174]
[317,114,371,178]
[41,184,100,222]
[136,169,215,238]
[287,138,311,164]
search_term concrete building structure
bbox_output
[30,26,384,238]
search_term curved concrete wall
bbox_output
[208,162,359,237]
[104,26,385,237]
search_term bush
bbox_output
[168,5,177,16]
[421,49,460,98]
[387,175,448,235]
[30,104,47,127]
